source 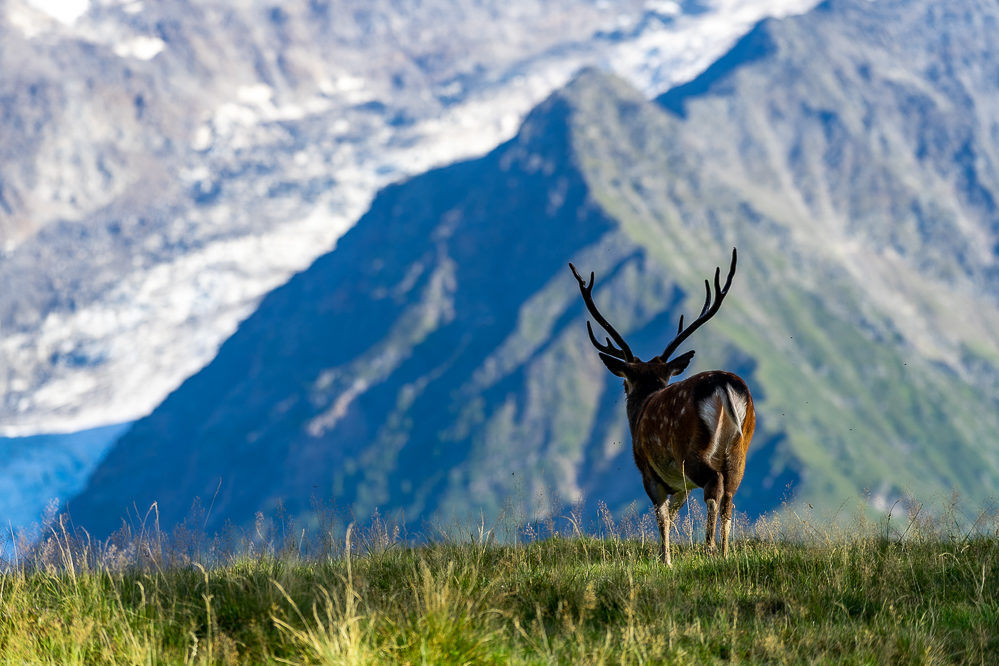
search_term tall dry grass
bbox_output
[2,495,997,664]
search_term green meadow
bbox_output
[2,501,997,664]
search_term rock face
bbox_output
[70,0,999,536]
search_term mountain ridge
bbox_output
[659,17,777,118]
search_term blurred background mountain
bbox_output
[7,0,999,537]
[0,0,815,530]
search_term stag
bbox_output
[570,249,754,566]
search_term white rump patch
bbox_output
[698,391,722,434]
[724,384,748,431]
[698,384,747,464]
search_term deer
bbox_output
[569,248,755,566]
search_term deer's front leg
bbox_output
[642,472,673,566]
[655,498,672,566]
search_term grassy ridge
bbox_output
[2,510,998,664]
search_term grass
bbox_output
[1,502,997,664]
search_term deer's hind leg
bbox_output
[719,491,735,557]
[720,452,746,557]
[703,472,724,554]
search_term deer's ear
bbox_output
[598,353,630,377]
[663,350,695,377]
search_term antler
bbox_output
[660,247,737,361]
[569,263,636,362]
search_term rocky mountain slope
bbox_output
[1,0,819,532]
[0,0,816,438]
[70,0,999,537]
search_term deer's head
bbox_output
[569,248,737,399]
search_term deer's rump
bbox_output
[634,371,753,492]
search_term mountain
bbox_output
[67,69,800,537]
[1,0,822,533]
[68,0,999,537]
[0,0,817,438]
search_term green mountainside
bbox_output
[70,0,999,536]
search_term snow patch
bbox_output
[0,199,359,436]
[113,35,164,60]
[26,0,89,24]
[646,0,681,16]
[237,84,275,106]
[7,2,54,37]
[191,125,213,151]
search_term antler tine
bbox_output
[661,248,738,361]
[585,321,631,360]
[569,263,636,362]
[699,279,712,317]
